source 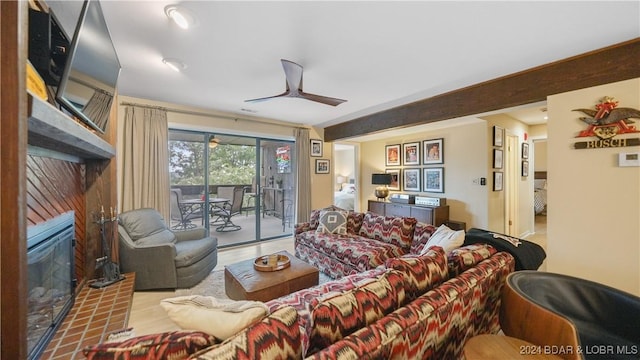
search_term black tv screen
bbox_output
[56,0,120,134]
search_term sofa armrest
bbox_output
[174,228,208,242]
[295,222,314,235]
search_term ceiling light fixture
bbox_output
[164,5,195,29]
[209,136,220,149]
[162,58,186,72]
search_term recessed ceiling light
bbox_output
[162,58,187,72]
[164,5,195,29]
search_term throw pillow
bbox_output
[160,295,269,340]
[83,330,217,360]
[316,210,348,235]
[421,224,465,255]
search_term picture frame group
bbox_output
[385,138,446,193]
[386,138,445,166]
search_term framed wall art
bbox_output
[493,126,504,147]
[385,169,401,191]
[402,142,420,166]
[522,161,529,177]
[522,142,529,159]
[493,148,503,169]
[423,167,444,193]
[385,144,401,166]
[493,171,503,191]
[315,159,330,174]
[403,168,420,192]
[310,139,323,157]
[423,138,444,164]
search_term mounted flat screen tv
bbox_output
[56,0,120,134]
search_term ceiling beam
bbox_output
[324,38,640,142]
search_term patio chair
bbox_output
[281,198,293,231]
[170,188,203,230]
[242,178,257,216]
[213,186,244,232]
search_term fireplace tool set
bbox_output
[90,206,125,288]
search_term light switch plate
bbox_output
[619,152,640,167]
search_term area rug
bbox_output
[176,270,229,298]
[175,269,332,299]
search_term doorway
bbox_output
[333,143,358,211]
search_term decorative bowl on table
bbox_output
[254,254,291,272]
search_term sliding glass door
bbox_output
[258,139,296,239]
[168,129,295,248]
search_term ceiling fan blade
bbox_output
[245,59,347,106]
[281,59,303,94]
[299,91,347,106]
[244,91,289,103]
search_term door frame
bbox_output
[504,133,519,236]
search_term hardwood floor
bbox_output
[525,215,548,271]
[127,237,295,335]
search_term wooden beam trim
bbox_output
[1,1,29,359]
[325,38,640,141]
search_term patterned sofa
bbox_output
[295,206,428,279]
[186,244,515,359]
[83,207,518,360]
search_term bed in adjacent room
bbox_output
[334,184,356,210]
[534,172,547,215]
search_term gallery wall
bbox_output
[358,119,492,229]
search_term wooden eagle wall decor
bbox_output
[572,96,640,149]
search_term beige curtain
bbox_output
[120,106,170,220]
[82,89,113,131]
[295,128,311,222]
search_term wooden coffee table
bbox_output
[224,250,319,302]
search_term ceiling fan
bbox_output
[245,59,347,106]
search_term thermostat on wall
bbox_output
[618,152,640,167]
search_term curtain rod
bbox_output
[119,101,304,129]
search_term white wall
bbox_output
[359,120,490,229]
[547,78,640,295]
[533,140,547,172]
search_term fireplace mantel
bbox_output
[27,93,115,160]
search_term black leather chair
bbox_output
[501,271,640,360]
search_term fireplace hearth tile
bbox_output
[42,273,135,359]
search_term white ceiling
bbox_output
[49,1,639,132]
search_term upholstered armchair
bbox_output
[118,208,218,290]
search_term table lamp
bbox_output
[371,173,393,201]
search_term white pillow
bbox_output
[160,295,269,340]
[421,224,465,255]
